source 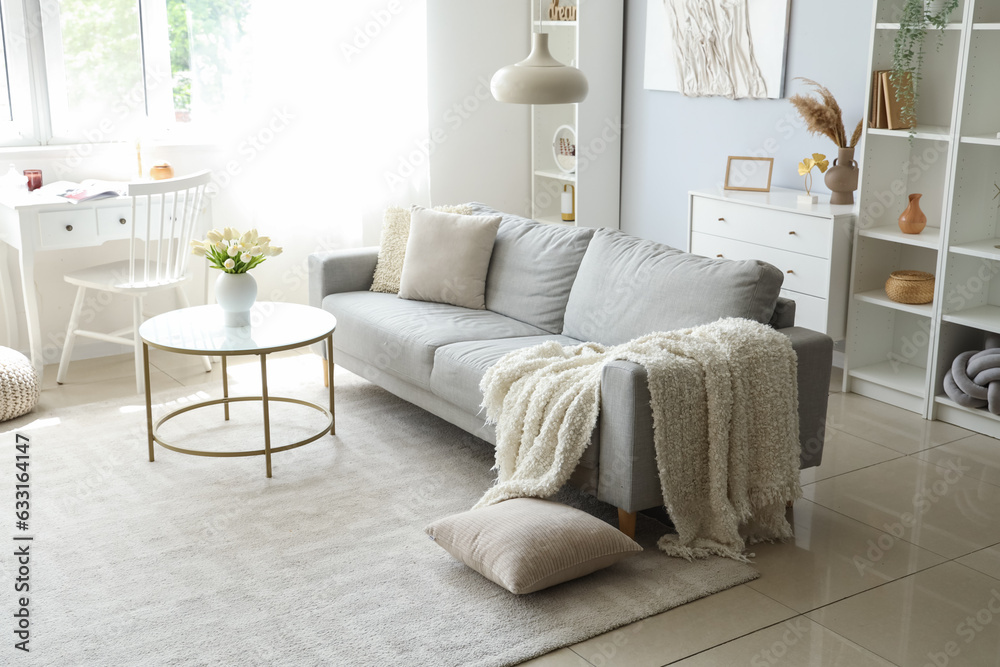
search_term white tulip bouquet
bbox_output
[190,227,283,274]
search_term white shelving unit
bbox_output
[846,0,1000,437]
[528,0,623,229]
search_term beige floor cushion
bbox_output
[425,498,641,594]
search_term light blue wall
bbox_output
[620,0,875,248]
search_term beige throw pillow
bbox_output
[398,205,501,310]
[371,204,473,293]
[425,498,642,595]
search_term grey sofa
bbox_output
[308,203,832,535]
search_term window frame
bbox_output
[2,0,197,147]
[0,0,42,146]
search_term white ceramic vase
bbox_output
[215,272,257,327]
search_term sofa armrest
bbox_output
[308,246,380,308]
[779,326,833,469]
[595,325,833,514]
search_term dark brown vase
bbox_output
[898,193,927,234]
[824,147,859,205]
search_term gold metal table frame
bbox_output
[142,329,335,478]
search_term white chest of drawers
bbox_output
[687,187,856,339]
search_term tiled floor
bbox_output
[525,366,1000,667]
[36,359,1000,666]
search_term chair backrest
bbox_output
[125,170,212,286]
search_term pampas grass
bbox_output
[790,78,862,149]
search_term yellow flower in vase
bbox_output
[798,153,829,196]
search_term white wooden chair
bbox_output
[56,170,213,393]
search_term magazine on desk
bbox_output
[37,180,127,204]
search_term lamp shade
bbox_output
[491,33,588,105]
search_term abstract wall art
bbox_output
[644,0,791,100]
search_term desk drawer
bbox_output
[690,232,831,299]
[38,210,97,248]
[691,196,831,259]
[96,204,164,239]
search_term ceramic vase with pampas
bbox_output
[789,78,863,205]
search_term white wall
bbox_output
[620,0,874,249]
[426,0,531,215]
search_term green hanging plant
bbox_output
[891,0,959,127]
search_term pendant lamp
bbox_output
[490,6,588,105]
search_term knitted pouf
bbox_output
[0,347,39,422]
[944,347,1000,414]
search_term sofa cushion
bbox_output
[468,203,595,333]
[562,229,784,345]
[323,292,549,389]
[430,335,600,474]
[430,334,583,416]
[398,206,501,309]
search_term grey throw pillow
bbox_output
[425,498,642,595]
[398,205,501,309]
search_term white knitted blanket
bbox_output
[474,318,802,562]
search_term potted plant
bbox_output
[789,79,862,204]
[891,0,960,125]
[191,227,283,326]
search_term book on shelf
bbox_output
[869,70,915,130]
[36,179,127,204]
[881,71,916,131]
[869,70,888,129]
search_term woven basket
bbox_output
[885,270,934,304]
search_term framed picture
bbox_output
[644,0,791,99]
[724,156,774,192]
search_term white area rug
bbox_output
[0,357,758,666]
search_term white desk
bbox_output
[0,190,210,377]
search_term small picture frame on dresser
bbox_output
[724,156,774,192]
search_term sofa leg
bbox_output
[323,358,329,388]
[618,508,637,540]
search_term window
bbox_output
[0,0,36,144]
[1,0,251,145]
[167,0,252,126]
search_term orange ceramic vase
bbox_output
[898,194,927,234]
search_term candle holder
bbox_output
[23,170,42,192]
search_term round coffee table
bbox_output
[138,302,337,477]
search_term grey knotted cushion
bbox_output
[0,347,39,422]
[944,348,1000,414]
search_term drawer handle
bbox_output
[119,217,127,225]
[716,254,724,258]
[788,231,796,235]
[786,269,794,274]
[718,217,725,221]
[65,225,73,231]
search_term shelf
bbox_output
[935,396,1000,438]
[854,290,934,316]
[942,305,1000,334]
[972,23,1000,31]
[534,20,577,27]
[875,22,963,30]
[935,396,1000,420]
[950,238,1000,260]
[534,214,573,226]
[860,224,940,249]
[534,169,576,182]
[868,125,952,141]
[960,133,1000,146]
[848,360,927,398]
